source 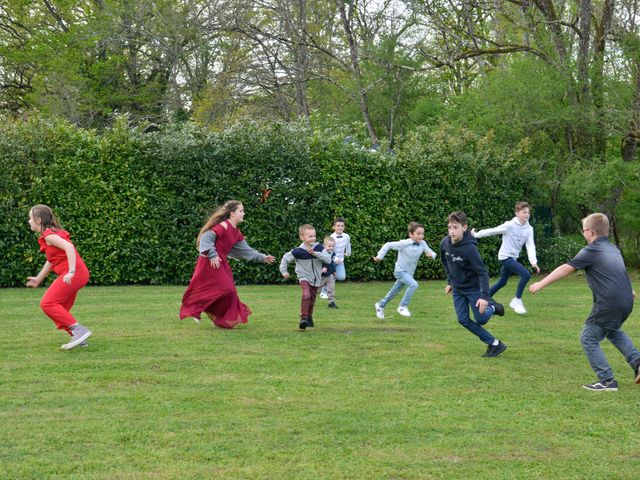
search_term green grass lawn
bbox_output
[2,277,640,479]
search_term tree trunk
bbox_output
[337,0,378,146]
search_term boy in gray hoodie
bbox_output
[280,224,332,330]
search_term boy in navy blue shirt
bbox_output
[320,236,338,308]
[530,213,639,391]
[441,212,506,357]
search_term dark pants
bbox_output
[490,257,531,299]
[300,281,319,319]
[452,288,496,345]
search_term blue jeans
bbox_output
[335,262,346,281]
[378,271,418,308]
[580,322,640,381]
[490,257,531,299]
[452,288,496,345]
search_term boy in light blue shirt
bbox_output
[373,222,437,318]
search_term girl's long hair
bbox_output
[196,200,242,248]
[31,204,61,232]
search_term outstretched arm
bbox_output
[529,264,576,294]
[229,240,274,263]
[26,261,52,287]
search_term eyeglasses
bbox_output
[582,228,592,233]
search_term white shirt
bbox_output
[376,239,436,277]
[474,217,537,265]
[330,232,351,261]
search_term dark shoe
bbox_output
[307,316,314,328]
[583,379,618,391]
[328,302,338,309]
[491,301,505,316]
[633,362,640,384]
[299,318,308,330]
[482,341,507,357]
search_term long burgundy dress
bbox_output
[179,221,251,329]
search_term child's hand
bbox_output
[532,264,540,274]
[210,257,221,268]
[335,258,343,264]
[282,272,290,279]
[264,255,276,264]
[372,256,381,262]
[529,282,542,294]
[25,276,40,288]
[476,298,488,314]
[322,267,327,273]
[444,285,452,295]
[306,248,316,256]
[425,251,434,259]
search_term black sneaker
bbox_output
[328,302,338,309]
[482,341,507,357]
[299,318,308,330]
[307,316,314,328]
[583,379,618,391]
[491,300,505,316]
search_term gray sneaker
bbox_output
[61,324,92,350]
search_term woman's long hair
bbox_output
[196,200,242,248]
[31,204,61,232]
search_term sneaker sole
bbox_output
[61,330,92,350]
[582,385,618,391]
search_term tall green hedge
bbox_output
[1,118,559,287]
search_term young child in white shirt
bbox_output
[472,202,540,314]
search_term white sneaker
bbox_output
[509,297,527,314]
[397,306,411,317]
[319,292,329,299]
[61,324,92,350]
[374,302,385,319]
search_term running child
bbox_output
[530,213,639,391]
[472,201,539,314]
[320,217,351,300]
[319,236,339,309]
[441,212,506,357]
[279,224,332,330]
[26,204,92,350]
[180,200,275,328]
[373,222,436,319]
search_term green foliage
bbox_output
[1,118,536,286]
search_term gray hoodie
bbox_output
[279,242,332,287]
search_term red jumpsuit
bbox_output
[180,222,251,329]
[37,229,90,334]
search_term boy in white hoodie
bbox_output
[472,202,540,314]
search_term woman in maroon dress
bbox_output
[180,200,275,328]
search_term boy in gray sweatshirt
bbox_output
[472,201,540,314]
[280,224,332,330]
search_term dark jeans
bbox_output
[490,257,531,299]
[300,281,319,319]
[581,322,640,381]
[452,288,496,345]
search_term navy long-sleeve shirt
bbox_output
[440,230,491,300]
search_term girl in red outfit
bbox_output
[180,200,275,328]
[26,205,92,350]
